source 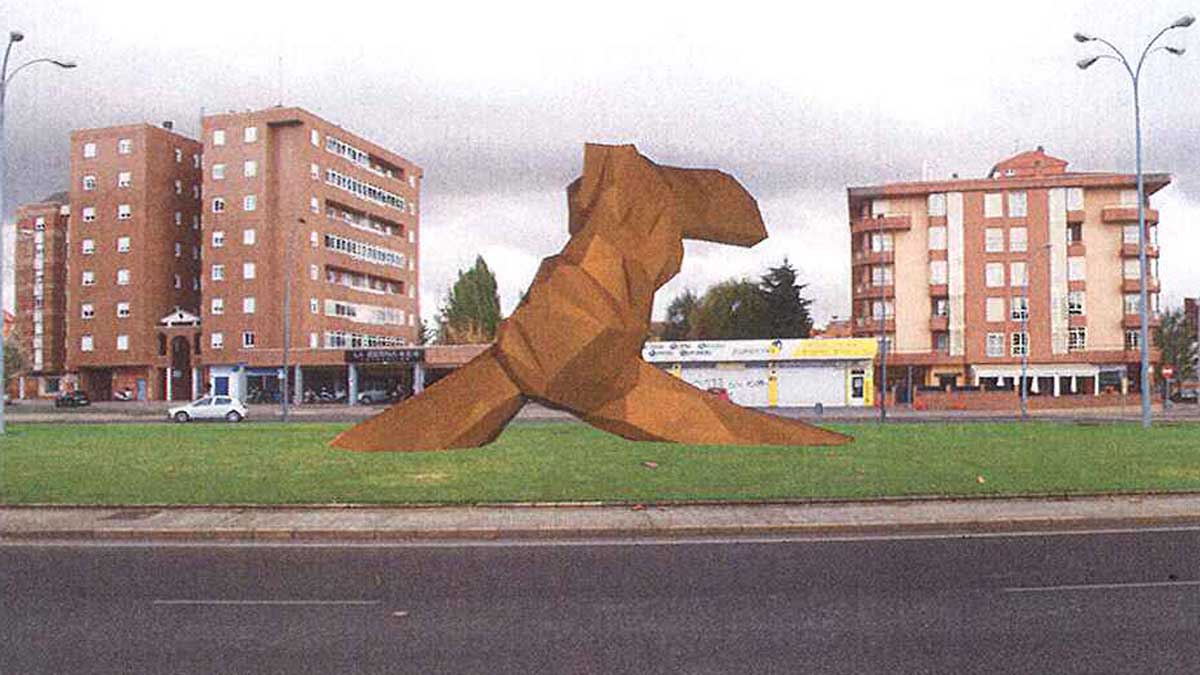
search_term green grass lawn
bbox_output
[1,421,1198,505]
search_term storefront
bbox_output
[642,338,878,408]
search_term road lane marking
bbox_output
[152,599,381,606]
[1005,580,1200,593]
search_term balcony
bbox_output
[1102,206,1158,224]
[1123,313,1162,329]
[851,250,894,266]
[1067,209,1085,224]
[851,214,912,234]
[852,318,894,335]
[1067,242,1086,257]
[1120,243,1160,258]
[1122,277,1161,293]
[853,284,894,299]
[929,284,948,297]
[929,315,949,331]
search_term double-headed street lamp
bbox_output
[1075,14,1193,429]
[1019,243,1053,421]
[0,30,76,434]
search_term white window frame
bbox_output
[1068,256,1086,282]
[116,269,131,286]
[117,302,131,318]
[243,228,256,245]
[117,204,132,220]
[1007,191,1028,218]
[1011,331,1029,357]
[211,264,225,281]
[985,228,1005,253]
[117,138,132,155]
[1011,296,1029,321]
[83,175,96,191]
[243,195,257,212]
[117,171,132,188]
[212,163,225,180]
[986,332,1005,358]
[242,331,256,348]
[243,262,256,280]
[986,297,1005,323]
[243,160,258,178]
[212,198,226,213]
[80,335,94,352]
[80,303,95,319]
[1009,227,1028,253]
[1010,262,1028,288]
[243,297,256,314]
[211,297,224,315]
[984,193,1003,218]
[117,236,131,253]
[929,260,948,285]
[243,126,258,143]
[81,239,95,255]
[211,332,224,350]
[83,142,97,158]
[116,335,129,351]
[985,263,1005,288]
[213,129,226,146]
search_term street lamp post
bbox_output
[0,31,76,434]
[1075,14,1193,428]
[1019,243,1053,421]
[875,215,888,423]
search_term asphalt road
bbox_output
[3,528,1199,674]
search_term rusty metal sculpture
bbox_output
[332,144,851,451]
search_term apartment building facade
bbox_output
[847,147,1166,403]
[13,194,70,397]
[199,107,421,402]
[65,123,204,401]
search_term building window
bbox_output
[117,236,131,253]
[213,129,226,146]
[174,179,182,195]
[117,204,131,220]
[212,163,225,180]
[243,262,256,279]
[1123,224,1140,244]
[174,211,182,226]
[174,148,182,163]
[192,184,199,199]
[310,230,319,247]
[1125,330,1140,350]
[1067,291,1086,316]
[310,332,319,348]
[1011,332,1028,357]
[310,163,319,180]
[174,274,182,289]
[174,242,182,258]
[870,232,893,252]
[933,332,949,353]
[311,129,320,146]
[927,193,947,217]
[1122,258,1141,280]
[1067,223,1083,244]
[116,335,129,351]
[193,154,201,169]
[1010,262,1027,287]
[192,214,200,230]
[193,276,200,291]
[242,331,256,348]
[870,265,893,287]
[117,138,132,154]
[81,303,94,319]
[932,297,948,317]
[243,126,258,143]
[1068,327,1087,352]
[311,196,320,214]
[1068,256,1086,281]
[1124,293,1141,315]
[116,269,130,285]
[984,193,1003,218]
[211,297,224,315]
[243,195,257,211]
[985,263,1005,288]
[82,207,96,222]
[117,302,131,318]
[929,260,947,285]
[244,160,257,178]
[211,264,225,281]
[310,264,319,281]
[211,332,224,350]
[83,142,97,158]
[212,198,226,213]
[310,298,319,314]
[1067,187,1084,210]
[81,239,95,255]
[1009,227,1028,252]
[213,231,225,248]
[1007,191,1028,217]
[243,296,256,314]
[870,299,894,320]
[83,175,96,190]
[1011,296,1029,321]
[81,335,94,352]
[243,228,256,245]
[986,332,1005,357]
[82,270,95,286]
[985,228,1004,252]
[986,297,1005,323]
[117,171,132,188]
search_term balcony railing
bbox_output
[1120,243,1159,258]
[850,214,912,233]
[1122,277,1161,293]
[1102,206,1158,224]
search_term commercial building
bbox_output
[847,147,1166,405]
[643,338,877,408]
[198,107,421,402]
[13,194,70,398]
[64,122,205,401]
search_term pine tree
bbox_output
[758,259,813,338]
[438,256,502,344]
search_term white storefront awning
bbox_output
[972,364,1100,379]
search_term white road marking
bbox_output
[152,599,381,606]
[1005,580,1200,593]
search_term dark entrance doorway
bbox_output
[169,335,193,401]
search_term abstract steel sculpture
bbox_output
[332,144,852,451]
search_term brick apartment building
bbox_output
[13,193,70,397]
[65,122,204,401]
[847,147,1166,405]
[199,106,421,402]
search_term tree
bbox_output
[4,329,25,383]
[689,279,771,339]
[758,259,813,338]
[438,256,502,344]
[1155,307,1198,388]
[661,289,699,341]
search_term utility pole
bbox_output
[281,218,299,421]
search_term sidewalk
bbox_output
[3,494,1199,542]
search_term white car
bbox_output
[168,396,248,423]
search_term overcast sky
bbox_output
[2,0,1199,324]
